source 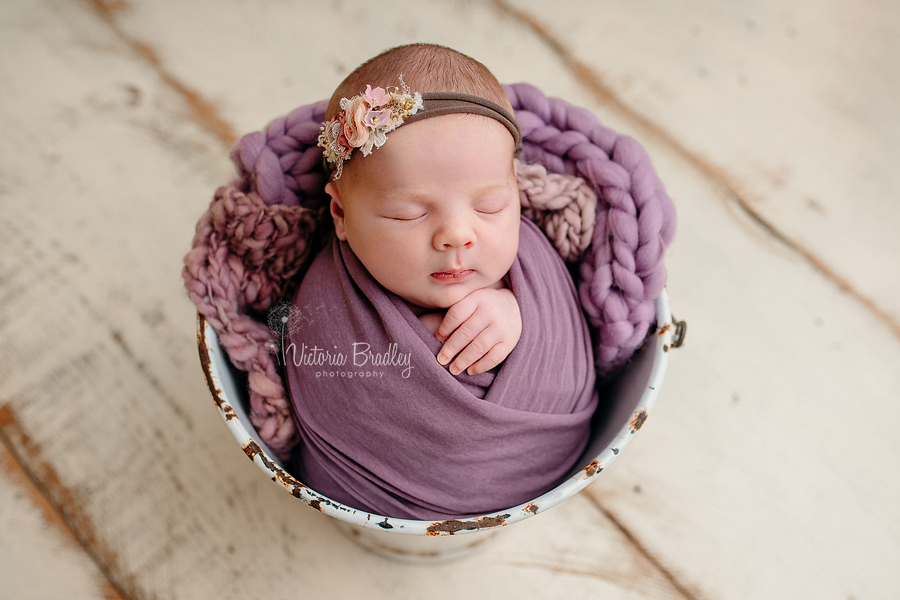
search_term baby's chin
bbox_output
[399,295,456,315]
[397,287,474,314]
[399,282,505,314]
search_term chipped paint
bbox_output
[197,317,225,410]
[221,404,237,421]
[242,440,261,460]
[200,315,325,505]
[630,409,648,433]
[524,503,539,514]
[426,514,511,536]
[241,439,309,499]
[583,460,602,478]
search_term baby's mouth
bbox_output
[430,269,474,282]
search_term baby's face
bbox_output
[326,114,520,310]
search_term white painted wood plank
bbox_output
[586,136,900,599]
[95,0,606,138]
[502,0,900,329]
[99,2,900,597]
[481,3,900,596]
[3,0,898,599]
[0,1,691,599]
[0,445,122,600]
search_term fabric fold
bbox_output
[285,217,597,519]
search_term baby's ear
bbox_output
[325,182,347,241]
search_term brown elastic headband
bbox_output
[403,91,523,155]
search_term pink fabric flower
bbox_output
[326,112,351,158]
[364,85,390,108]
[317,81,425,177]
[342,97,370,148]
[364,109,393,129]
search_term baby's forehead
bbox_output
[396,115,515,149]
[338,112,517,197]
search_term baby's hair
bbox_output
[325,43,512,120]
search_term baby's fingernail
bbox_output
[437,353,448,365]
[435,333,446,342]
[449,364,460,375]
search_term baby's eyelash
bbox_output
[476,202,510,215]
[388,214,426,221]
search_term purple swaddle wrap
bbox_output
[183,83,676,461]
[285,217,597,519]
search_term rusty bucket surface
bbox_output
[198,289,682,561]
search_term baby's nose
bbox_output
[434,218,475,250]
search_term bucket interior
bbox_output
[199,290,674,533]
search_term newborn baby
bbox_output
[285,44,597,519]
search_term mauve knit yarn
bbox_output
[183,83,676,458]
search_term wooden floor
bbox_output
[1,1,898,598]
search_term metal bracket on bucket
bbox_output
[670,316,687,348]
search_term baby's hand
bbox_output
[435,287,522,376]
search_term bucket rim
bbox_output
[197,289,675,536]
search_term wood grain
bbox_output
[0,1,693,598]
[498,0,900,332]
[0,441,123,600]
[1,0,898,599]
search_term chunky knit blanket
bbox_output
[183,83,675,459]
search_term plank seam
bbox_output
[0,404,137,600]
[80,0,236,147]
[488,0,900,342]
[499,558,690,598]
[582,488,710,600]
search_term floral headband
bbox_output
[318,81,522,179]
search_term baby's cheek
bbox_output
[503,223,521,266]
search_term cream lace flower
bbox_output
[317,82,424,179]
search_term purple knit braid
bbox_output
[183,83,675,458]
[228,100,330,207]
[504,83,676,374]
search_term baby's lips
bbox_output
[430,269,474,281]
[431,268,460,275]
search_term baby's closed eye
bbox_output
[474,197,511,214]
[387,214,426,221]
[383,209,427,221]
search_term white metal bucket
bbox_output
[197,289,683,561]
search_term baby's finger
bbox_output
[436,317,488,367]
[435,295,478,343]
[448,329,502,376]
[465,342,512,375]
